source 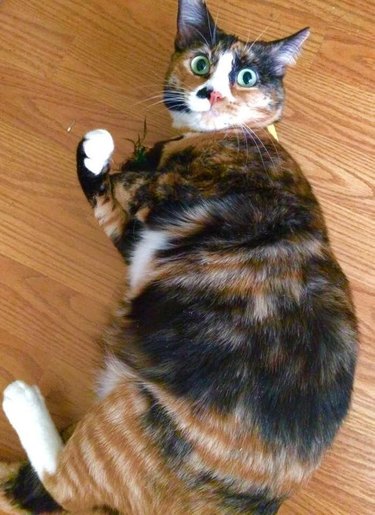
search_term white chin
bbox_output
[170,110,233,132]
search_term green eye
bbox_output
[191,55,210,76]
[237,68,257,87]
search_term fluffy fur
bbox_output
[1,0,357,513]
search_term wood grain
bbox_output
[0,0,373,513]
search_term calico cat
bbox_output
[1,0,357,513]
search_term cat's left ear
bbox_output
[268,28,310,76]
[175,0,217,50]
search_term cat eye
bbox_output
[237,68,257,88]
[191,55,210,76]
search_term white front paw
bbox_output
[83,128,115,175]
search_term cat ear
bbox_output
[269,28,310,76]
[175,0,217,50]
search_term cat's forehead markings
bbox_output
[215,52,234,75]
[210,52,235,102]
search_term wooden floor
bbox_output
[0,0,374,513]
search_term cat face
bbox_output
[164,0,309,132]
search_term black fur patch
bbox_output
[94,507,120,514]
[164,88,190,113]
[128,182,356,461]
[114,218,143,263]
[4,462,61,513]
[142,388,192,464]
[221,490,283,514]
[131,274,356,460]
[194,473,283,514]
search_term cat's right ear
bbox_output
[175,0,217,50]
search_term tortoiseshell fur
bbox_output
[1,1,357,514]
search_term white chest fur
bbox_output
[129,230,169,292]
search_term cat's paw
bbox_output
[82,129,115,175]
[2,381,63,478]
[2,381,45,432]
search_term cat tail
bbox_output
[0,461,61,513]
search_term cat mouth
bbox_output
[163,88,230,115]
[187,93,229,115]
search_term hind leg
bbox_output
[3,382,63,480]
[2,381,95,512]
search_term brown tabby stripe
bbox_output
[43,379,290,513]
[43,384,196,513]
[145,384,315,494]
[128,241,324,317]
[90,183,127,241]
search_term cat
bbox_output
[1,0,357,513]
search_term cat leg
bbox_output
[2,381,63,480]
[77,129,146,261]
[3,380,152,513]
[2,382,105,512]
[2,381,63,512]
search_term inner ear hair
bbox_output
[270,27,310,76]
[176,0,217,50]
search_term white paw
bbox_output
[3,381,45,431]
[2,381,63,478]
[82,128,114,175]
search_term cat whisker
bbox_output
[134,94,166,106]
[247,18,279,52]
[234,127,241,155]
[163,94,186,102]
[240,124,267,171]
[246,125,276,168]
[239,125,250,163]
[206,7,216,45]
[139,88,189,109]
[247,125,277,170]
[134,81,189,105]
[145,98,186,110]
[135,82,167,90]
[133,88,179,105]
[213,7,220,42]
[259,126,281,162]
[145,100,170,109]
[191,26,211,48]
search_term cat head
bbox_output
[164,0,309,132]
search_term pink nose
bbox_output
[209,90,224,106]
